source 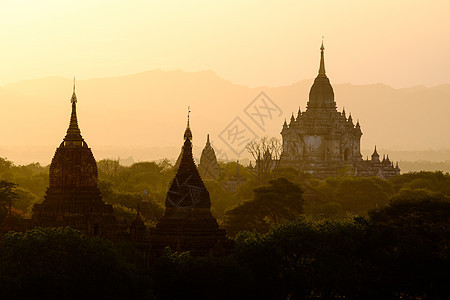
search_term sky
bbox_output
[0,0,449,88]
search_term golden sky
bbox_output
[0,0,449,88]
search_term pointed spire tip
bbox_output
[184,106,193,141]
[71,77,77,104]
[318,37,326,77]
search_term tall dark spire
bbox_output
[166,116,209,208]
[318,38,326,78]
[150,115,231,257]
[64,78,83,144]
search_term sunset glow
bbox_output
[0,0,448,88]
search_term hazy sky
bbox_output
[1,0,449,88]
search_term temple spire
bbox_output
[71,77,77,104]
[184,106,193,141]
[187,106,190,127]
[167,114,208,208]
[64,78,83,143]
[318,38,326,78]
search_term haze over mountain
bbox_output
[0,70,449,166]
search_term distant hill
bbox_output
[0,70,449,165]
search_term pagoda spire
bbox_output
[71,77,77,103]
[371,145,380,162]
[184,106,193,141]
[166,114,209,208]
[318,38,326,78]
[64,78,83,143]
[307,39,335,109]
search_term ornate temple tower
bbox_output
[32,82,119,237]
[279,43,399,178]
[198,134,220,180]
[149,115,231,256]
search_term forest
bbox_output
[0,156,449,299]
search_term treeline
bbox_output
[2,155,450,230]
[0,195,448,299]
[153,196,449,299]
[220,168,450,236]
[1,157,449,298]
[0,157,174,224]
[0,158,48,221]
[399,160,450,173]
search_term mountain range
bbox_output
[0,70,449,167]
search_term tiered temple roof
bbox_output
[149,114,232,256]
[32,81,121,238]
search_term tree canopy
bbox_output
[0,180,19,222]
[0,227,154,299]
[223,177,304,235]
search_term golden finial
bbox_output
[71,77,77,104]
[318,37,326,77]
[184,106,193,141]
[187,106,191,127]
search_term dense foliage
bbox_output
[0,227,154,299]
[0,154,449,299]
[0,158,47,219]
[152,196,449,299]
[223,177,304,235]
[0,180,19,221]
[97,159,171,223]
[304,176,394,219]
[2,154,450,230]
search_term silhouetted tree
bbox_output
[223,178,304,235]
[246,137,282,183]
[304,176,394,219]
[389,171,450,196]
[0,180,18,222]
